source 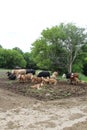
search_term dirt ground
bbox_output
[0,71,87,130]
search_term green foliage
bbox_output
[62,23,87,72]
[10,50,26,68]
[31,38,51,70]
[0,48,6,67]
[31,23,87,72]
[72,63,83,73]
[23,52,37,69]
[83,64,87,76]
[12,47,23,54]
[0,44,3,48]
[0,48,26,69]
[78,73,87,82]
[79,44,87,75]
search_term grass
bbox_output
[79,73,87,82]
[0,68,11,72]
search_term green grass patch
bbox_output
[79,73,87,82]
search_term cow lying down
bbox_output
[17,73,33,83]
[31,82,44,90]
[6,72,16,80]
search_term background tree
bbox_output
[23,52,37,69]
[13,47,23,54]
[0,48,26,69]
[62,23,87,73]
[81,44,87,75]
[0,44,3,48]
[31,23,87,73]
[7,50,26,68]
[71,44,87,73]
[0,48,6,68]
[31,38,52,70]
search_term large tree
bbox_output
[62,23,87,72]
[31,23,87,72]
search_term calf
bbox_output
[31,76,42,83]
[17,74,26,83]
[17,73,33,83]
[42,77,57,85]
[31,82,44,89]
[51,71,58,79]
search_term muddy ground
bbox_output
[0,71,87,130]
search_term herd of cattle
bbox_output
[6,69,58,89]
[6,69,84,89]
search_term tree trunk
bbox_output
[68,49,73,73]
[68,62,72,73]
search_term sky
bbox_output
[0,0,87,52]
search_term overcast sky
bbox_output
[0,0,87,52]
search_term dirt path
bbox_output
[0,88,87,130]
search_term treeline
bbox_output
[0,47,37,69]
[0,23,87,75]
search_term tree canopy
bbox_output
[31,23,87,73]
[0,48,26,69]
